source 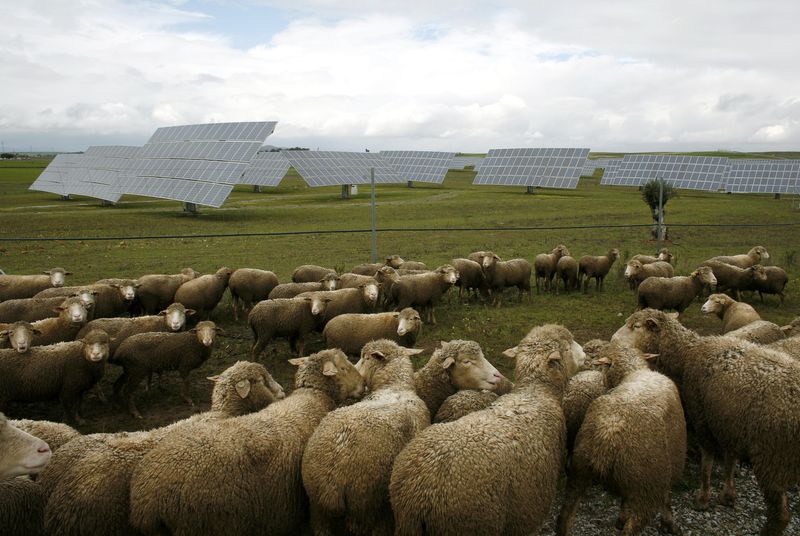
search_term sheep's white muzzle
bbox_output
[700,300,715,314]
[624,266,633,278]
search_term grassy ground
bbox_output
[0,159,798,433]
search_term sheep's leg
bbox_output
[251,337,268,360]
[719,452,738,507]
[555,475,589,536]
[757,485,790,536]
[121,369,146,419]
[295,336,306,357]
[429,306,436,325]
[692,448,713,511]
[179,373,194,407]
[658,492,681,535]
[309,503,337,536]
[231,296,239,321]
[621,513,648,536]
[60,391,85,426]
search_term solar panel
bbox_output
[116,121,277,208]
[29,154,86,197]
[725,160,800,194]
[240,151,291,187]
[449,156,484,170]
[67,145,142,202]
[380,151,455,183]
[600,158,622,183]
[582,157,620,175]
[473,148,591,189]
[602,155,730,191]
[281,151,405,187]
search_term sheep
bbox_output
[701,293,762,333]
[413,339,510,416]
[351,262,385,275]
[323,307,422,356]
[26,296,91,347]
[699,260,768,300]
[562,369,608,456]
[467,250,496,265]
[38,361,284,536]
[555,255,579,294]
[631,247,674,265]
[390,265,458,324]
[268,273,339,299]
[481,253,532,307]
[432,389,500,423]
[398,260,427,270]
[766,336,800,357]
[749,265,788,306]
[298,283,380,326]
[707,245,770,268]
[636,267,717,314]
[0,413,52,480]
[228,268,279,320]
[0,295,81,323]
[338,272,379,289]
[624,259,674,289]
[782,317,800,337]
[128,349,365,536]
[375,265,401,308]
[385,255,406,268]
[725,320,787,345]
[611,309,800,534]
[112,321,222,419]
[0,321,41,353]
[9,420,79,452]
[396,268,429,276]
[581,338,611,360]
[450,258,488,302]
[302,340,428,535]
[0,330,110,424]
[173,266,232,319]
[292,264,337,283]
[135,268,200,315]
[534,244,570,293]
[578,248,619,292]
[0,476,47,536]
[35,281,136,319]
[76,302,194,356]
[249,295,331,358]
[0,268,71,302]
[556,343,686,536]
[390,325,583,536]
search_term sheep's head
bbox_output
[624,260,643,278]
[701,293,733,316]
[181,268,200,279]
[320,273,339,291]
[375,266,399,284]
[781,317,800,336]
[607,249,620,262]
[749,265,768,283]
[215,267,234,285]
[504,325,585,383]
[749,246,769,262]
[70,288,99,310]
[56,297,89,325]
[0,321,42,353]
[396,308,422,337]
[481,253,499,270]
[359,283,380,306]
[385,255,405,268]
[111,280,139,302]
[208,361,285,413]
[159,302,194,331]
[553,244,570,258]
[692,266,717,287]
[290,349,365,402]
[0,413,51,480]
[302,294,332,317]
[657,249,673,263]
[592,342,653,388]
[356,339,422,390]
[79,329,111,363]
[192,321,221,347]
[611,309,680,354]
[581,339,610,361]
[44,267,71,288]
[436,264,459,285]
[435,340,507,393]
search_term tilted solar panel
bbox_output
[602,155,730,191]
[725,160,800,194]
[473,148,591,189]
[240,151,291,187]
[380,151,456,183]
[281,151,405,187]
[29,154,86,197]
[449,156,484,170]
[69,145,142,202]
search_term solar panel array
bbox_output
[473,148,591,189]
[449,155,484,170]
[582,157,620,175]
[70,145,142,202]
[240,151,291,187]
[601,155,730,191]
[725,160,800,194]
[281,151,405,187]
[30,154,85,197]
[380,151,456,183]
[118,121,277,207]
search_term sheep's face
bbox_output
[624,260,642,278]
[321,274,339,291]
[386,255,405,268]
[611,310,677,354]
[72,289,98,310]
[46,268,70,288]
[113,282,138,302]
[396,308,421,337]
[160,303,192,331]
[325,351,366,401]
[0,415,52,480]
[750,265,768,283]
[700,294,729,315]
[0,322,40,353]
[193,321,218,347]
[181,268,200,280]
[80,332,111,363]
[440,341,506,392]
[751,246,769,261]
[437,265,459,285]
[59,299,88,325]
[608,248,620,261]
[504,327,585,380]
[553,245,570,258]
[305,295,331,316]
[694,267,717,287]
[360,283,380,306]
[265,373,286,401]
[657,250,673,263]
[375,266,399,284]
[482,254,498,270]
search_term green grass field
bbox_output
[1,158,798,432]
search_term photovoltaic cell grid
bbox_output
[473,148,591,188]
[240,151,291,187]
[601,155,730,191]
[449,155,484,170]
[119,122,277,207]
[29,154,86,197]
[281,151,405,187]
[582,157,620,175]
[68,145,142,202]
[380,151,456,183]
[725,160,800,194]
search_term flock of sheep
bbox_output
[0,244,798,535]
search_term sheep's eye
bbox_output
[256,378,264,384]
[462,360,472,366]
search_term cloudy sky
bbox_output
[2,0,798,152]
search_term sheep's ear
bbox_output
[502,346,518,359]
[441,356,455,369]
[665,312,680,320]
[53,307,64,313]
[288,357,307,366]
[303,297,313,302]
[158,309,167,316]
[184,308,196,316]
[780,325,792,335]
[642,353,659,361]
[43,271,51,275]
[370,350,386,360]
[215,327,225,334]
[90,290,99,296]
[404,348,425,356]
[189,327,198,332]
[0,331,8,340]
[234,379,251,399]
[547,350,562,363]
[493,254,500,260]
[207,375,222,383]
[644,318,660,331]
[322,297,333,303]
[593,356,611,367]
[322,360,337,376]
[110,283,121,288]
[64,271,73,275]
[134,282,142,288]
[391,312,400,318]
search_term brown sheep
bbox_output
[35,282,136,319]
[298,283,380,326]
[555,255,579,295]
[393,265,458,324]
[135,268,200,315]
[0,296,80,324]
[432,389,501,423]
[249,295,331,358]
[749,265,788,306]
[450,258,488,302]
[701,293,761,333]
[637,267,717,314]
[725,320,787,345]
[624,259,674,290]
[27,297,91,347]
[631,248,673,265]
[268,274,339,299]
[398,261,427,270]
[612,309,800,535]
[173,267,232,319]
[351,262,385,276]
[228,268,279,320]
[534,244,570,293]
[706,245,769,268]
[699,261,768,300]
[578,248,619,292]
[0,321,41,353]
[322,308,422,356]
[0,268,71,302]
[467,251,496,265]
[291,264,337,283]
[481,253,532,307]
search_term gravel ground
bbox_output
[540,458,799,535]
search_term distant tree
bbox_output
[0,152,15,159]
[641,179,676,240]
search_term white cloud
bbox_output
[1,0,799,152]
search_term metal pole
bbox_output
[370,168,377,263]
[657,179,664,245]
